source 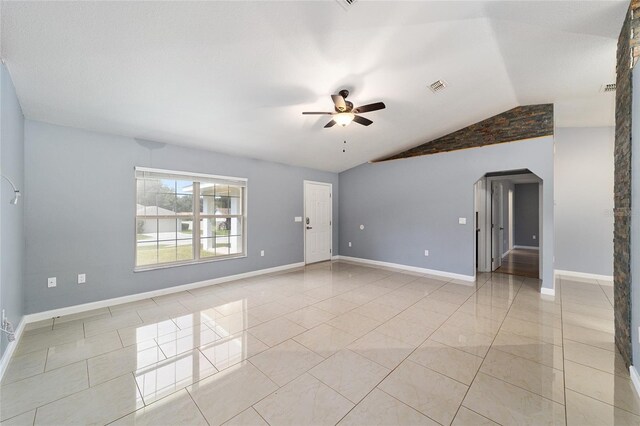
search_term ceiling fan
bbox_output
[302,89,386,128]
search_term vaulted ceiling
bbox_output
[1,1,627,172]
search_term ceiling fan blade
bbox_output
[324,120,337,128]
[331,94,347,112]
[353,102,386,114]
[353,115,373,126]
[302,112,334,115]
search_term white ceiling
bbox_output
[1,1,627,173]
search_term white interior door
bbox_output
[491,181,503,271]
[304,181,332,264]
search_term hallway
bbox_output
[496,248,540,279]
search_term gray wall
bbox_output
[514,183,539,247]
[24,120,338,314]
[0,64,25,357]
[631,70,640,367]
[554,127,614,276]
[339,136,555,290]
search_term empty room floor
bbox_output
[496,248,540,279]
[0,262,636,425]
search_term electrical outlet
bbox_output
[348,242,352,247]
[424,250,429,256]
[78,273,86,284]
[48,277,57,288]
[260,250,265,257]
[458,218,467,225]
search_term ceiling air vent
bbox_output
[602,83,616,93]
[429,80,448,93]
[336,0,357,11]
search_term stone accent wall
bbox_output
[614,0,640,369]
[630,1,640,67]
[375,104,553,162]
[615,5,633,368]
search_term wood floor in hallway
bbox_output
[496,247,539,278]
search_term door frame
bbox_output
[475,178,488,273]
[303,180,333,265]
[490,180,504,271]
[475,172,542,277]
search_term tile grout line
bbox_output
[291,276,452,367]
[333,274,496,425]
[457,404,505,426]
[246,268,447,424]
[42,346,50,374]
[184,386,213,426]
[562,278,639,418]
[560,355,628,379]
[448,275,526,423]
[0,264,393,423]
[562,386,640,417]
[376,386,447,425]
[2,363,125,423]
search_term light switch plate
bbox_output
[458,218,467,225]
[260,250,265,257]
[294,217,302,222]
[78,273,86,284]
[48,277,56,288]
[348,242,352,247]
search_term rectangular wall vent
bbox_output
[429,80,448,93]
[336,0,357,11]
[603,83,616,92]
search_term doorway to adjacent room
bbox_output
[475,169,541,279]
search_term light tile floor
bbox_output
[1,261,637,425]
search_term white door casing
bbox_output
[491,181,503,271]
[304,181,332,264]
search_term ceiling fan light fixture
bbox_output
[335,112,355,127]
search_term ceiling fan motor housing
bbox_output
[337,101,354,113]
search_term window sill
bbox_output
[134,253,247,273]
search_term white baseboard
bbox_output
[631,365,640,398]
[24,262,304,324]
[554,269,614,285]
[540,287,555,296]
[334,255,475,283]
[513,245,539,250]
[0,317,26,383]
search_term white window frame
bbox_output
[134,167,248,272]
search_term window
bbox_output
[135,167,247,270]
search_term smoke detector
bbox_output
[336,0,357,11]
[602,83,616,93]
[429,80,448,93]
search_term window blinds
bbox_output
[135,167,247,187]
